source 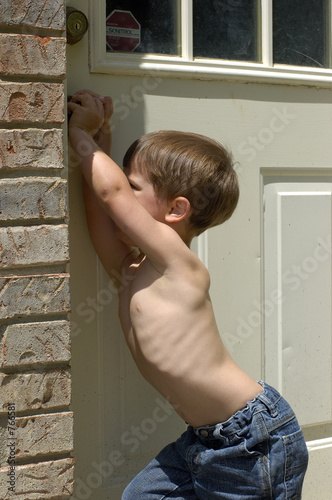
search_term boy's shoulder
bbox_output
[143,243,210,292]
[184,250,211,291]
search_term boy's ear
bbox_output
[165,196,191,223]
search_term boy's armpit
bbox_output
[120,248,140,269]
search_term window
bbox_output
[90,0,332,86]
[193,0,259,62]
[106,1,181,55]
[273,0,329,68]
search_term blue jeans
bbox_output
[122,382,308,499]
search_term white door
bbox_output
[67,1,332,498]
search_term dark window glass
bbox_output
[193,0,259,62]
[106,1,180,55]
[273,0,329,68]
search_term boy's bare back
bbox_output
[119,236,261,427]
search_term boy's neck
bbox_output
[168,220,194,248]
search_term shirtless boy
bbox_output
[68,90,308,499]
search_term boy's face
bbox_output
[123,159,170,223]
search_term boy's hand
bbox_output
[71,89,113,128]
[67,92,105,137]
[68,90,113,150]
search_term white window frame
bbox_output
[89,0,332,87]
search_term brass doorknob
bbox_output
[66,7,89,45]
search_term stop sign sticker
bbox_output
[106,10,141,52]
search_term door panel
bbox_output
[67,1,332,498]
[264,178,332,426]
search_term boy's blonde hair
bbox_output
[123,131,239,236]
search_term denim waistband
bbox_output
[192,381,293,440]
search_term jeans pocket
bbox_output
[283,428,309,499]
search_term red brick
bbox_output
[0,274,70,319]
[0,0,65,30]
[0,321,71,368]
[0,34,66,78]
[0,129,64,171]
[0,459,74,499]
[0,178,67,221]
[0,369,71,413]
[10,412,74,463]
[0,83,64,124]
[0,225,69,268]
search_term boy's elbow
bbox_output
[98,182,129,214]
[99,183,121,202]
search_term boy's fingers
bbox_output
[95,96,104,115]
[71,94,85,105]
[72,91,113,120]
[102,97,114,119]
[103,96,113,106]
[74,90,111,103]
[74,89,99,98]
[67,101,81,112]
[72,93,99,110]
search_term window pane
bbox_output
[106,1,180,55]
[193,0,260,62]
[273,0,329,68]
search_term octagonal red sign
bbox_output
[106,10,141,52]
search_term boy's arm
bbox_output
[82,177,136,285]
[68,94,196,274]
[68,92,136,284]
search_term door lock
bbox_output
[66,7,89,45]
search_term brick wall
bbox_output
[0,1,74,498]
